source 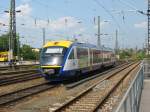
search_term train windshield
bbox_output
[40,47,67,66]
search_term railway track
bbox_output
[65,62,129,88]
[0,70,42,86]
[0,62,128,107]
[53,62,139,112]
[0,69,37,76]
[0,64,39,71]
[0,74,42,86]
[0,82,58,106]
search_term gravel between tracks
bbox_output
[0,63,139,112]
[98,64,140,112]
[52,63,139,112]
[0,78,46,96]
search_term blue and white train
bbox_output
[40,40,116,81]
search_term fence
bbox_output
[143,59,150,78]
[114,62,144,112]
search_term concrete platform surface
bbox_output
[139,79,150,112]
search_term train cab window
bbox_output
[40,46,67,66]
[68,49,74,59]
[41,47,67,56]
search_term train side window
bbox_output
[68,49,74,59]
[77,48,88,59]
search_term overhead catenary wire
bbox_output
[118,0,138,10]
[93,0,122,29]
[29,0,52,26]
[31,0,50,8]
[118,0,147,15]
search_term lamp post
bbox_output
[73,20,82,41]
[4,0,21,63]
[42,28,46,46]
[95,16,109,48]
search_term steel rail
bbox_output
[93,62,139,112]
[65,62,129,88]
[0,82,57,106]
[0,71,37,79]
[54,62,139,112]
[0,69,37,76]
[0,64,39,71]
[0,73,42,86]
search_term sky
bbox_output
[0,0,148,49]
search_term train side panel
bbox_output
[0,51,8,62]
[40,41,116,81]
[61,45,106,78]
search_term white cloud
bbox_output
[134,21,147,29]
[78,28,85,32]
[21,0,31,3]
[0,14,88,47]
[35,20,47,28]
[0,17,8,25]
[94,21,109,29]
[0,3,32,24]
[32,16,83,31]
[16,4,32,17]
[49,16,79,31]
[0,13,9,30]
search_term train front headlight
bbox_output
[51,58,58,65]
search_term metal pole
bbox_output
[115,29,118,54]
[42,28,45,46]
[98,16,101,48]
[65,19,69,40]
[148,0,150,54]
[8,0,16,61]
[17,34,20,61]
[12,0,16,56]
[8,0,13,62]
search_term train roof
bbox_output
[72,42,113,52]
[102,46,113,52]
[43,40,73,48]
[72,42,97,48]
[43,40,113,52]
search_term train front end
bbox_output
[40,41,72,81]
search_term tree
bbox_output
[136,50,146,60]
[0,34,39,60]
[0,33,20,56]
[20,44,39,60]
[119,49,131,59]
[119,48,146,60]
[0,33,9,51]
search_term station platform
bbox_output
[139,79,150,112]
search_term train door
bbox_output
[88,48,90,66]
[63,47,78,70]
[90,49,93,66]
[89,49,93,70]
[77,47,88,68]
[74,46,78,68]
